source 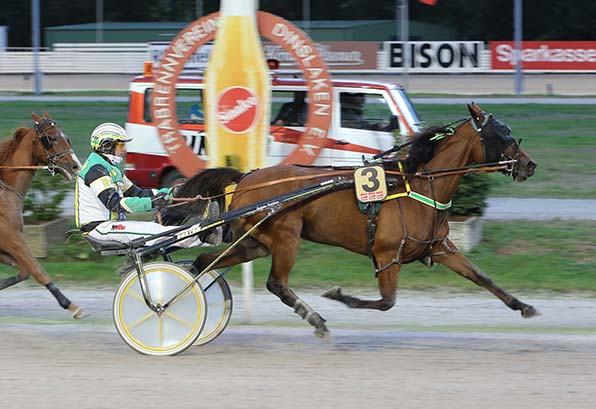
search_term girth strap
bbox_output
[364,203,380,268]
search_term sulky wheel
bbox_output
[113,262,207,356]
[176,261,233,346]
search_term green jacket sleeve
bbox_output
[120,196,152,213]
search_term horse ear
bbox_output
[467,102,485,129]
[42,111,50,119]
[31,112,41,124]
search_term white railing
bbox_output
[0,43,148,74]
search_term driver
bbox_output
[75,122,221,248]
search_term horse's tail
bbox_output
[161,168,245,226]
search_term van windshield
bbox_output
[392,88,421,127]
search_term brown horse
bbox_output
[0,112,86,319]
[165,103,538,337]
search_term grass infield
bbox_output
[0,102,593,291]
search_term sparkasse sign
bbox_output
[491,41,596,71]
[383,41,484,72]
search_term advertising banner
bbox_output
[149,41,378,71]
[491,41,596,71]
[263,41,378,70]
[383,41,484,72]
[150,11,333,176]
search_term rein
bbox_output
[0,165,50,170]
[168,158,513,208]
[168,169,356,206]
[168,116,517,207]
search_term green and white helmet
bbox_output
[90,123,132,155]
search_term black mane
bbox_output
[160,167,244,226]
[401,125,454,173]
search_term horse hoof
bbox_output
[521,306,541,318]
[322,286,341,300]
[70,307,89,320]
[314,326,331,341]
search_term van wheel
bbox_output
[161,169,187,188]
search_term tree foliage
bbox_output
[2,0,596,47]
[449,173,492,217]
[24,171,71,222]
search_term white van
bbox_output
[125,70,421,187]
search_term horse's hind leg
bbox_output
[322,261,401,311]
[1,233,87,319]
[266,223,330,338]
[431,239,539,318]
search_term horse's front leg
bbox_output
[431,239,540,318]
[322,255,401,311]
[264,219,330,338]
[2,232,87,319]
[0,253,28,290]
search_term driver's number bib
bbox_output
[354,165,387,203]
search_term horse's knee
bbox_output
[19,271,30,280]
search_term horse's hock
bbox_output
[447,217,482,252]
[23,217,71,258]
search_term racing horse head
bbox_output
[29,112,82,180]
[467,102,537,181]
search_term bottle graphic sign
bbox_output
[204,0,270,171]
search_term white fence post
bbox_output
[241,261,253,323]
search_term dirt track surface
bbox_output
[1,286,596,409]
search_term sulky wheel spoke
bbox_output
[127,312,155,330]
[164,310,196,329]
[159,315,164,346]
[126,289,146,304]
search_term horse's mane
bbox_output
[401,125,453,173]
[0,127,29,166]
[161,167,244,226]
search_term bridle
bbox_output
[33,118,76,176]
[471,113,521,177]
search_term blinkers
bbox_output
[478,115,519,165]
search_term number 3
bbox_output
[360,167,380,192]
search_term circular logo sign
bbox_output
[216,86,260,134]
[152,11,333,177]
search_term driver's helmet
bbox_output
[90,123,132,155]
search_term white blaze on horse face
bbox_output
[71,154,83,174]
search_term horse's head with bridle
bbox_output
[468,103,537,181]
[31,112,81,180]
